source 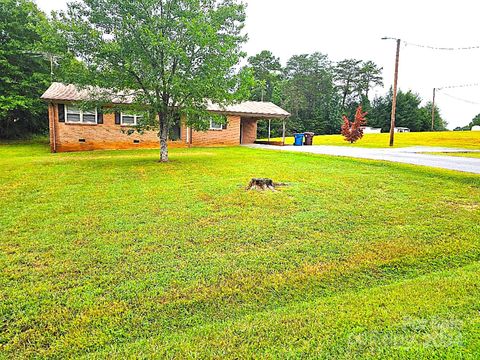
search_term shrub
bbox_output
[341,106,368,143]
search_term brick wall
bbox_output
[190,115,242,147]
[48,103,258,152]
[240,118,258,144]
[49,103,187,152]
[48,103,56,152]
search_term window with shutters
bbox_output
[209,119,223,130]
[65,105,98,124]
[209,115,227,130]
[121,112,142,126]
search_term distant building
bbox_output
[361,127,382,134]
[395,127,410,133]
[472,125,480,132]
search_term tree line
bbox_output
[244,50,448,138]
[0,0,51,139]
[1,0,449,142]
[454,113,480,131]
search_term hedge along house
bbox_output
[41,83,290,153]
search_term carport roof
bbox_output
[41,82,290,119]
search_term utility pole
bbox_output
[431,88,436,131]
[388,38,401,147]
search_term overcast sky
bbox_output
[36,0,480,129]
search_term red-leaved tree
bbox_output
[341,106,368,143]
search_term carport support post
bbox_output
[431,87,436,131]
[268,119,271,143]
[282,119,286,145]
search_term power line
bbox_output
[382,36,480,131]
[437,83,480,90]
[439,92,480,105]
[403,41,480,51]
[431,85,480,128]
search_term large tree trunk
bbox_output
[342,80,350,109]
[159,112,169,162]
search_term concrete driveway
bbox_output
[247,144,480,174]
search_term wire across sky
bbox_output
[402,41,480,51]
[439,92,480,106]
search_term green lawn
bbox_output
[269,131,480,149]
[1,140,480,358]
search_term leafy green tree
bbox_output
[245,50,284,138]
[368,94,390,130]
[333,59,382,118]
[454,113,480,131]
[369,89,447,132]
[333,59,362,108]
[0,0,51,139]
[247,50,282,102]
[55,0,247,162]
[281,53,342,135]
[419,102,448,131]
[358,60,383,99]
[469,113,480,128]
[395,90,423,131]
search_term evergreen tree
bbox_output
[369,89,447,132]
[282,53,342,135]
[469,113,480,128]
[245,50,283,138]
[358,61,383,100]
[333,59,362,109]
[419,102,448,131]
[333,59,382,117]
[247,50,282,102]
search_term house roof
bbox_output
[206,101,290,119]
[41,82,290,119]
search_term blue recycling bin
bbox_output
[294,133,305,146]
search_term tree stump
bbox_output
[247,178,276,191]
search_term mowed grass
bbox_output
[1,139,480,358]
[270,131,480,149]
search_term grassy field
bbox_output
[269,131,480,149]
[1,139,480,358]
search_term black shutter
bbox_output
[223,118,228,130]
[115,111,121,125]
[97,108,104,124]
[58,104,65,122]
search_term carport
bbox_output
[206,101,290,145]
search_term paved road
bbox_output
[247,145,480,174]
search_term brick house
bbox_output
[41,83,290,152]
